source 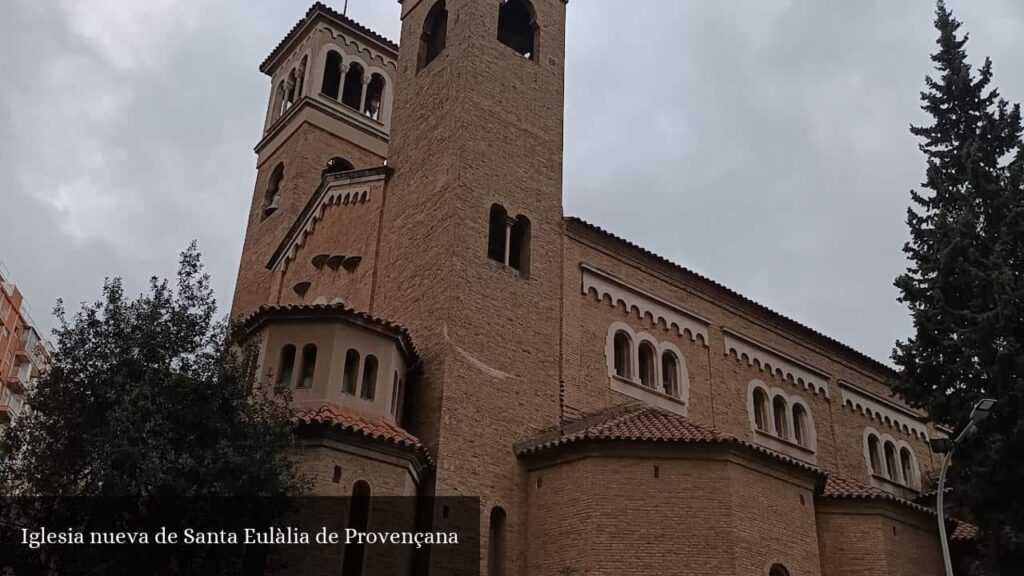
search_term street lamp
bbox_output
[931,398,997,576]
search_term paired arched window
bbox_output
[637,342,657,388]
[613,331,632,379]
[277,344,296,387]
[488,507,507,576]
[487,204,530,274]
[342,349,360,395]
[420,0,448,70]
[752,388,769,431]
[299,344,318,389]
[883,441,898,480]
[497,0,538,60]
[263,163,285,218]
[364,74,386,121]
[342,481,371,576]
[321,50,344,100]
[900,447,915,486]
[361,355,378,400]
[273,82,286,120]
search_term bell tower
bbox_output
[375,0,567,571]
[231,4,399,319]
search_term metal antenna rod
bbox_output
[343,0,349,15]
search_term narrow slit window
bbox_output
[343,349,360,395]
[488,507,507,576]
[361,355,378,400]
[884,441,898,480]
[509,215,531,273]
[900,447,914,486]
[263,163,285,217]
[299,344,317,388]
[342,481,371,576]
[488,204,509,263]
[868,435,882,474]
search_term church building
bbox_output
[230,2,974,574]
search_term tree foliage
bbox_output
[894,2,1024,571]
[0,244,307,573]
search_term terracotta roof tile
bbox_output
[516,404,820,475]
[293,403,423,452]
[565,217,897,378]
[261,3,398,73]
[239,302,418,362]
[951,521,979,542]
[821,474,935,515]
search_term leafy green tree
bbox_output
[0,244,307,573]
[894,2,1024,572]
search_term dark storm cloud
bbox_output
[1,0,1022,363]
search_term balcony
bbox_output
[0,383,23,424]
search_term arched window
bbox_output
[361,355,378,400]
[342,481,371,576]
[868,434,882,475]
[420,0,448,70]
[613,331,632,379]
[322,156,355,177]
[364,74,385,121]
[637,342,656,388]
[509,215,531,273]
[884,441,898,480]
[792,404,809,447]
[752,387,769,431]
[661,351,679,397]
[263,163,285,217]
[390,371,404,419]
[769,565,790,576]
[900,447,915,487]
[342,349,360,395]
[276,344,296,387]
[273,81,286,120]
[488,507,507,576]
[285,68,298,110]
[299,344,317,388]
[341,63,365,110]
[321,50,343,100]
[497,0,538,60]
[488,204,509,264]
[296,56,307,98]
[772,396,789,439]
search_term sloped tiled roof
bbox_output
[516,404,821,475]
[821,474,935,516]
[293,403,425,453]
[239,302,418,362]
[261,2,398,74]
[565,217,898,379]
[951,521,979,542]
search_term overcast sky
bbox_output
[1,0,1022,364]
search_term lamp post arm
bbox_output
[937,444,956,576]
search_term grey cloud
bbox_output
[1,0,1022,364]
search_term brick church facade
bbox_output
[230,2,973,574]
